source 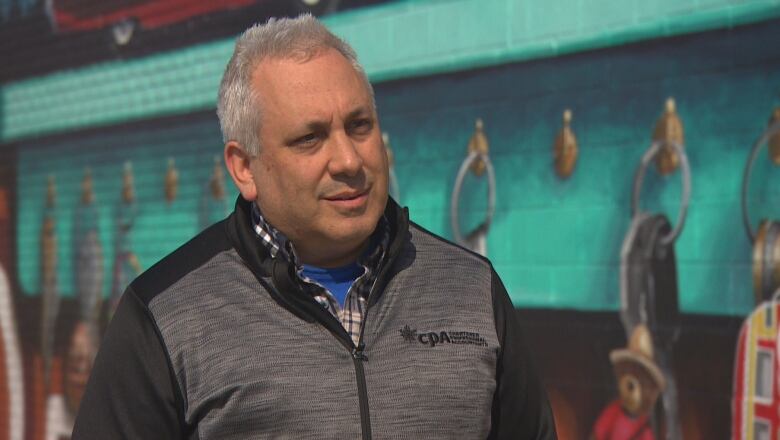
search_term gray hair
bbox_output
[217,14,374,156]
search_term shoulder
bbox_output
[394,221,497,314]
[130,219,236,308]
[406,221,493,277]
[123,217,263,372]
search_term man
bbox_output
[72,15,556,439]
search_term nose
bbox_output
[327,130,363,177]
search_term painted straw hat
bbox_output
[609,324,666,391]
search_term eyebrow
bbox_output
[344,106,372,121]
[300,106,373,133]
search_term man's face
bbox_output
[247,49,388,265]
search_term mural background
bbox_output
[2,0,780,438]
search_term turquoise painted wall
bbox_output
[2,0,779,142]
[378,19,780,315]
[16,116,232,299]
[14,19,780,316]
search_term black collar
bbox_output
[226,195,410,320]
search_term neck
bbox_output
[294,238,369,268]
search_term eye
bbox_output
[292,133,319,147]
[348,118,373,135]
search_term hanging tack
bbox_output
[468,118,489,177]
[81,168,94,205]
[209,156,225,200]
[165,158,179,203]
[753,220,780,304]
[752,221,780,304]
[42,176,57,276]
[382,132,394,168]
[46,174,56,209]
[653,97,685,176]
[43,175,56,239]
[752,221,767,304]
[41,174,58,394]
[553,109,579,179]
[768,107,780,165]
[122,161,135,203]
[43,175,56,244]
[774,226,780,297]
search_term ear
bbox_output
[224,141,257,201]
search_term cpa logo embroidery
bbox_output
[399,325,417,342]
[399,325,488,347]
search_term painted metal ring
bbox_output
[631,140,691,246]
[762,222,780,301]
[450,151,496,246]
[753,220,780,304]
[741,120,780,243]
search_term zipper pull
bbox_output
[352,343,368,361]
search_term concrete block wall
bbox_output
[334,0,780,81]
[6,2,779,438]
[12,17,780,318]
[15,114,230,299]
[375,18,780,315]
[4,0,779,141]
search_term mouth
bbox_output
[323,188,370,209]
[325,189,368,200]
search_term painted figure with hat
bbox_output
[592,324,666,440]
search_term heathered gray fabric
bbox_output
[148,225,498,439]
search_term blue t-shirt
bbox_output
[301,262,364,307]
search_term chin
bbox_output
[318,193,385,238]
[338,220,376,241]
[326,213,379,243]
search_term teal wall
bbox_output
[16,116,232,298]
[14,19,780,316]
[2,0,779,142]
[379,15,780,314]
[378,19,780,315]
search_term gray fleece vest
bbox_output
[72,198,555,440]
[149,226,498,439]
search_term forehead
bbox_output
[250,48,371,112]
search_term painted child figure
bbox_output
[592,324,666,440]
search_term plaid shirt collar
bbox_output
[251,203,389,345]
[250,203,388,268]
[250,203,293,261]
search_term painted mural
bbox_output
[1,0,780,439]
[0,0,386,82]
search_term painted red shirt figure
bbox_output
[592,399,653,440]
[592,324,665,440]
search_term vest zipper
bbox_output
[348,233,404,440]
[269,284,374,440]
[237,200,411,440]
[262,208,408,440]
[351,342,372,440]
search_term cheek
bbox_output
[254,158,287,191]
[257,159,321,204]
[363,145,389,181]
[371,142,389,167]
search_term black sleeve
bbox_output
[487,268,557,440]
[71,288,186,440]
